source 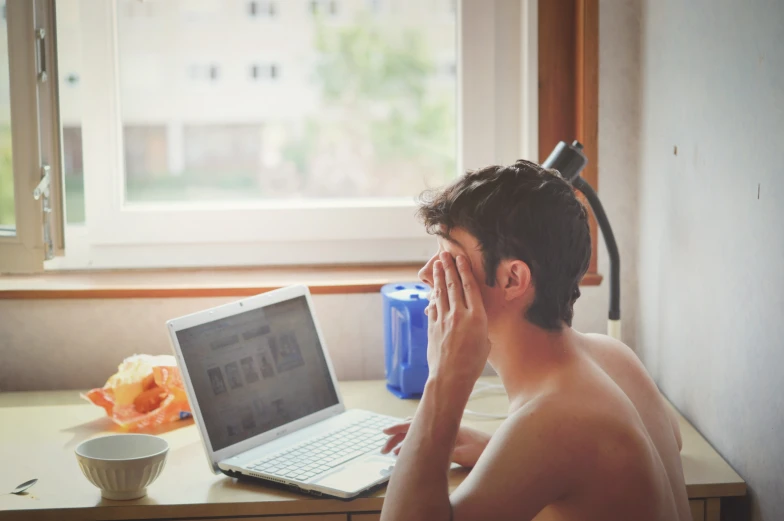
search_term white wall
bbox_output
[635,0,784,519]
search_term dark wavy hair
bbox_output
[417,160,591,330]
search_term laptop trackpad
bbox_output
[313,456,395,493]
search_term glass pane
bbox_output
[57,0,86,224]
[116,0,456,203]
[0,0,15,231]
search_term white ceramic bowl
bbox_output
[75,434,169,500]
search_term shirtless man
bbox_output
[379,160,689,521]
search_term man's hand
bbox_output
[426,252,490,393]
[380,253,490,521]
[381,418,491,468]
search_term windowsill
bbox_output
[0,266,603,299]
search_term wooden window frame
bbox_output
[538,0,601,280]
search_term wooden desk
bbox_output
[0,378,745,521]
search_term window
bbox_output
[8,0,538,272]
[122,0,154,19]
[0,0,65,274]
[248,1,277,18]
[188,63,221,83]
[310,0,338,17]
[366,0,382,14]
[180,0,220,22]
[250,63,279,81]
[435,57,457,79]
[0,2,13,231]
[62,126,84,223]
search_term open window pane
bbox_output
[0,0,14,232]
[62,127,84,223]
[57,0,85,225]
[114,0,456,204]
[1,0,64,273]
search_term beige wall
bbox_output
[0,294,387,390]
[0,289,613,391]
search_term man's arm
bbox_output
[382,389,583,521]
[380,377,471,521]
[381,252,488,521]
[450,398,582,520]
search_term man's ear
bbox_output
[499,259,532,301]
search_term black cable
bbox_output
[572,176,621,321]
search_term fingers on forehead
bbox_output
[434,260,445,282]
[440,251,456,266]
[456,257,481,305]
[442,255,458,276]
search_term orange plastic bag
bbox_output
[82,354,192,431]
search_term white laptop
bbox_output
[166,284,401,499]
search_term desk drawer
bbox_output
[690,499,705,521]
[350,515,381,521]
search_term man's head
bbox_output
[417,160,591,331]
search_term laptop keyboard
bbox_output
[247,414,399,481]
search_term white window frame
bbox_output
[0,0,64,274]
[47,0,537,271]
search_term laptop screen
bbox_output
[175,295,340,451]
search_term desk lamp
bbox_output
[541,141,621,340]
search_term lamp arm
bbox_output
[572,176,621,338]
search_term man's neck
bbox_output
[488,315,578,411]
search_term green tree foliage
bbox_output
[284,16,455,191]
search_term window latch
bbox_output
[33,164,54,260]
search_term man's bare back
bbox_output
[566,333,689,520]
[455,332,690,521]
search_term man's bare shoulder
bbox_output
[524,387,641,433]
[580,333,657,389]
[495,389,643,478]
[582,332,644,364]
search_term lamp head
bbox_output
[541,140,588,184]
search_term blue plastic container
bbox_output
[382,282,431,399]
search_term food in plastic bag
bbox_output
[82,354,192,431]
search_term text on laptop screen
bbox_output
[176,296,339,451]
